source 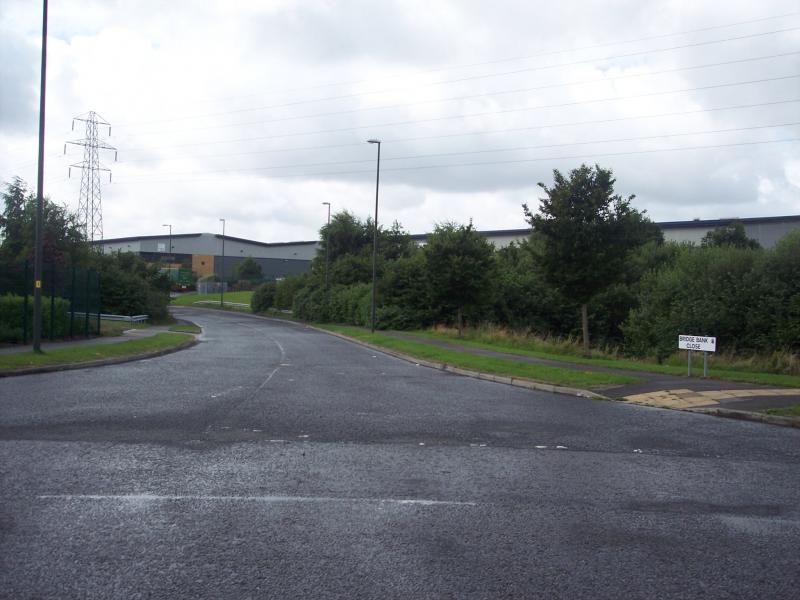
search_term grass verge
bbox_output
[319,324,640,390]
[171,291,253,308]
[764,404,800,418]
[169,323,202,334]
[412,330,800,388]
[0,333,194,373]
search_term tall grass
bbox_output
[427,323,800,376]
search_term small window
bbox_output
[201,261,205,266]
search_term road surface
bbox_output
[1,308,798,599]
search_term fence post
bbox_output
[84,269,90,338]
[49,261,55,340]
[23,261,29,344]
[96,272,101,334]
[69,266,76,339]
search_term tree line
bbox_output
[0,177,171,322]
[253,164,799,360]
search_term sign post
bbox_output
[678,335,716,377]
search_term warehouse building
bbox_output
[96,233,317,280]
[95,215,800,280]
[413,215,800,249]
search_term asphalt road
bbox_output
[1,308,799,599]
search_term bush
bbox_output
[622,244,775,360]
[275,274,308,310]
[0,293,71,342]
[327,283,371,325]
[251,281,277,313]
[92,252,170,321]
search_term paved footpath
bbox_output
[381,331,800,415]
[0,326,173,355]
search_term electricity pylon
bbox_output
[65,111,117,242]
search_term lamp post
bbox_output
[219,218,226,307]
[162,223,172,260]
[32,0,49,353]
[322,202,331,289]
[367,139,381,333]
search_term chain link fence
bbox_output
[0,261,101,344]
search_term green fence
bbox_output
[0,261,101,344]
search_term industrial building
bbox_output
[95,233,317,280]
[95,215,800,280]
[412,215,800,249]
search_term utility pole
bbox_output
[219,219,226,307]
[32,0,48,353]
[367,139,381,333]
[65,111,117,244]
[162,224,173,260]
[322,202,331,289]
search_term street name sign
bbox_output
[678,335,716,352]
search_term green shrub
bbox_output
[275,274,308,310]
[0,293,71,342]
[621,243,794,359]
[251,281,278,313]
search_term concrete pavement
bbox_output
[380,330,800,416]
[1,307,798,599]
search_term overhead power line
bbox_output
[121,51,800,135]
[119,98,800,159]
[113,138,799,185]
[115,132,798,184]
[119,74,800,144]
[118,12,800,122]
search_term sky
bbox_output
[1,0,799,243]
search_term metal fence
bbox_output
[197,281,228,294]
[0,261,101,343]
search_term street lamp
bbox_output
[322,202,331,289]
[32,0,49,353]
[162,224,172,261]
[219,218,226,307]
[367,139,381,333]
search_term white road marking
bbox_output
[535,445,547,449]
[37,494,476,507]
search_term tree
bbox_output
[524,164,660,356]
[319,210,370,263]
[701,221,760,249]
[0,177,88,266]
[424,222,496,335]
[235,256,263,281]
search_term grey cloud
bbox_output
[0,32,38,133]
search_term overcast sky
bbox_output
[1,0,798,243]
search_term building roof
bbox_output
[94,232,318,247]
[94,215,800,246]
[656,215,800,229]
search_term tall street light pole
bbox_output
[367,139,381,333]
[219,218,226,307]
[162,224,172,259]
[32,0,49,353]
[322,202,331,289]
